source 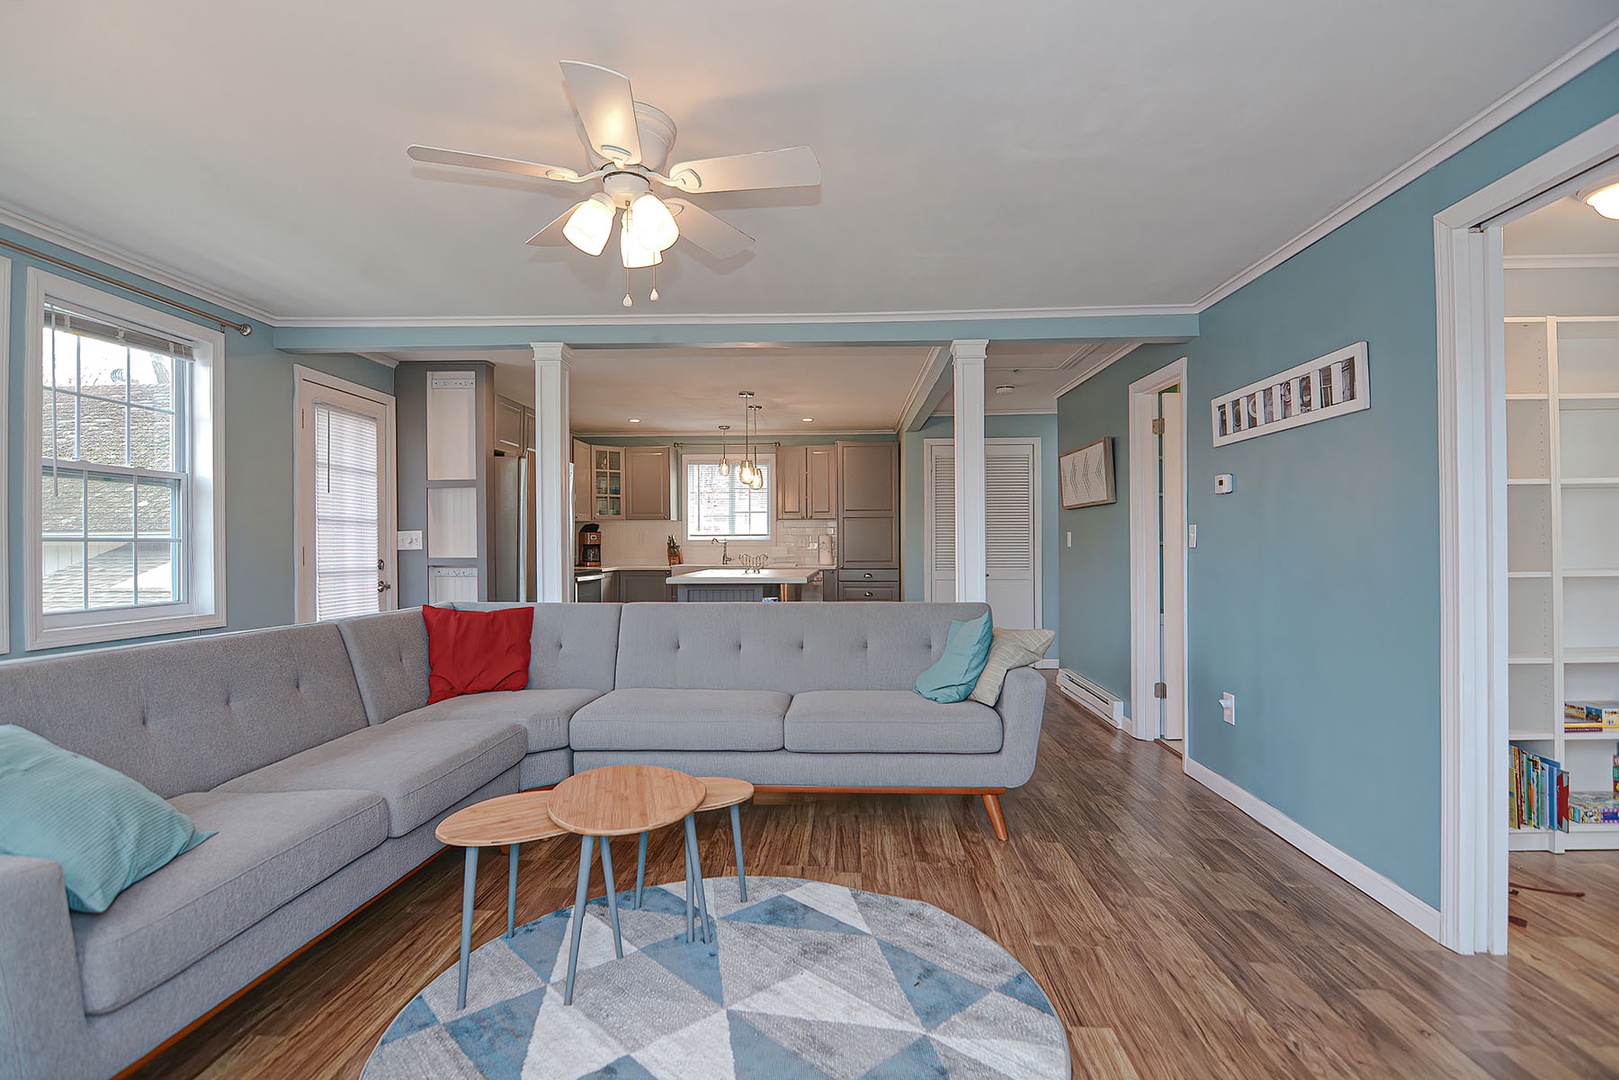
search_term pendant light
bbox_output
[718,425,732,477]
[745,404,765,490]
[736,392,757,487]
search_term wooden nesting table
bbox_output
[436,765,756,1008]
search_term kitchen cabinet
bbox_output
[624,446,673,520]
[591,446,625,519]
[523,408,536,453]
[836,441,899,576]
[495,396,525,455]
[572,439,593,522]
[777,444,837,520]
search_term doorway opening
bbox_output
[1436,113,1619,954]
[1128,358,1189,745]
[294,367,399,623]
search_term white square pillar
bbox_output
[532,343,572,603]
[952,339,988,603]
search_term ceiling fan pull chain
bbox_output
[650,264,660,302]
[623,266,633,308]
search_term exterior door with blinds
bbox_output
[294,370,398,623]
[924,438,1041,629]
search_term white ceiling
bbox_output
[1,3,1615,321]
[1506,194,1619,255]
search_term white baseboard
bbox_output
[1182,757,1443,943]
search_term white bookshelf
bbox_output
[1506,316,1619,852]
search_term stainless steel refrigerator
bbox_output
[490,452,537,602]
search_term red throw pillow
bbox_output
[422,605,534,704]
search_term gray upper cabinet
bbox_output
[837,442,897,514]
[572,439,593,522]
[495,396,525,454]
[776,445,806,519]
[624,446,673,520]
[807,445,837,519]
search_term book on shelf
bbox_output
[1564,700,1619,728]
[1568,792,1619,825]
[1510,745,1570,831]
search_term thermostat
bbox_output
[1214,473,1234,494]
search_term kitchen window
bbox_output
[684,453,773,541]
[24,270,226,650]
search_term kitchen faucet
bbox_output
[711,538,731,565]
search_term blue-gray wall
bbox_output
[900,414,1060,654]
[2,223,392,657]
[1056,52,1619,909]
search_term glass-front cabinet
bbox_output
[594,447,624,519]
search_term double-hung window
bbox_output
[683,453,773,541]
[26,270,225,649]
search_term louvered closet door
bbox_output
[926,439,1039,628]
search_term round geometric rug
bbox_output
[362,875,1069,1079]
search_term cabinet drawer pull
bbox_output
[862,572,873,579]
[862,590,874,597]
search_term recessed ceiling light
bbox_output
[801,417,815,423]
[628,417,642,423]
[994,385,1015,395]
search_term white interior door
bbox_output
[295,369,398,623]
[926,438,1041,629]
[1159,390,1187,740]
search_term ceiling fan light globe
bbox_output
[562,194,616,256]
[629,193,680,251]
[1584,181,1619,220]
[619,212,663,268]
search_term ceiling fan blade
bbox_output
[560,60,642,166]
[525,203,583,246]
[663,199,754,259]
[659,146,820,193]
[407,145,583,183]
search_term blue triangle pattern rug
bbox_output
[362,876,1068,1079]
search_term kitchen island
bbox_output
[667,567,826,602]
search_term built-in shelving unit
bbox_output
[1506,316,1619,852]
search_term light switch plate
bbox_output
[1214,473,1234,494]
[396,530,423,551]
[1188,524,1198,548]
[1220,692,1236,725]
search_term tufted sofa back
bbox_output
[0,623,368,798]
[614,602,990,694]
[337,604,623,724]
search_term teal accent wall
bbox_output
[900,414,1060,652]
[2,224,392,657]
[1055,52,1619,909]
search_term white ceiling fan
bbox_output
[408,60,821,303]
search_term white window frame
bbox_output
[0,256,10,654]
[23,269,227,650]
[682,452,775,542]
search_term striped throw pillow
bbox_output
[968,628,1056,706]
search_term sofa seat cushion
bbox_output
[71,789,386,1015]
[570,689,789,752]
[784,691,1003,753]
[217,716,526,837]
[395,688,601,752]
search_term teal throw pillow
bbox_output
[0,725,211,913]
[914,612,995,703]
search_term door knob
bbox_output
[377,581,393,593]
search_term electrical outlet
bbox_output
[396,530,423,551]
[1220,692,1236,725]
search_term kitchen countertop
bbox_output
[578,563,833,573]
[666,567,826,585]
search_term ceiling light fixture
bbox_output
[994,384,1015,395]
[717,425,732,477]
[562,193,615,256]
[1580,179,1619,220]
[801,417,814,423]
[628,418,641,424]
[736,392,764,490]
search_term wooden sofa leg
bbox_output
[982,794,1009,841]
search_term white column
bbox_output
[531,343,572,603]
[952,339,988,603]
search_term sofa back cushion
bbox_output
[340,604,622,724]
[615,602,991,693]
[0,623,368,798]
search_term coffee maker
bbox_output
[577,523,601,567]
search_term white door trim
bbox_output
[1433,112,1619,956]
[293,365,399,623]
[1128,357,1189,742]
[922,436,1043,628]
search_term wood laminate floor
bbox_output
[131,680,1619,1079]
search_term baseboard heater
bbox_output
[1056,668,1126,727]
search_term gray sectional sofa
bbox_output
[0,601,1046,1080]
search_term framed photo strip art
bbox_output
[1211,342,1369,447]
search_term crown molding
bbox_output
[1051,342,1142,400]
[0,201,276,326]
[272,304,1200,329]
[1193,17,1619,312]
[1503,252,1619,269]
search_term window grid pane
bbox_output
[39,307,192,619]
[685,462,771,538]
